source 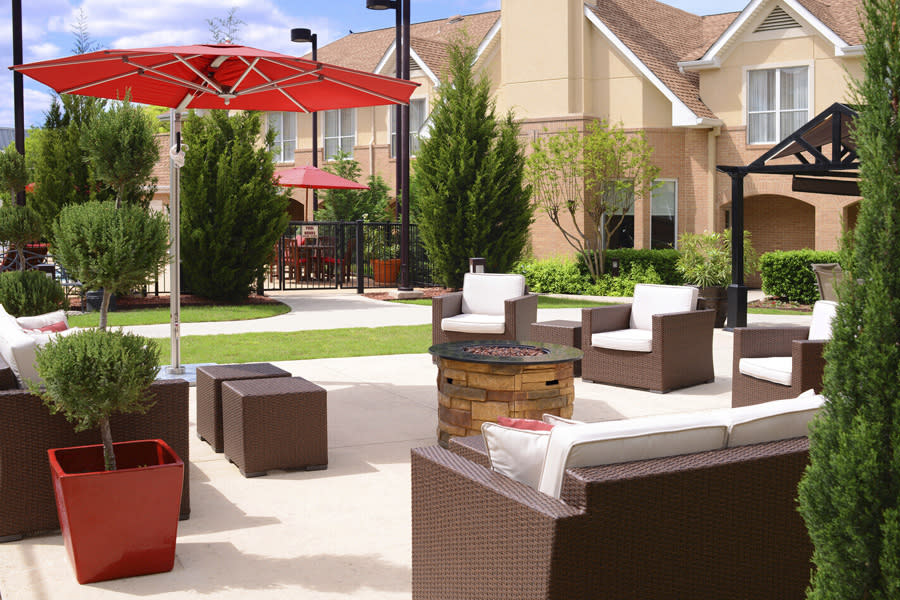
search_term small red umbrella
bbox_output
[274,166,368,221]
[10,44,417,112]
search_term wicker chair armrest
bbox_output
[506,293,539,340]
[793,339,827,392]
[734,326,810,359]
[433,291,462,319]
[0,355,18,391]
[582,304,631,336]
[651,308,715,344]
[448,434,490,467]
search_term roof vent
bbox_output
[447,15,463,24]
[754,5,801,32]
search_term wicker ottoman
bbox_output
[221,377,328,477]
[530,319,582,376]
[196,363,291,453]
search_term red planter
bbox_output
[371,258,401,285]
[48,439,184,584]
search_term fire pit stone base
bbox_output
[435,357,575,447]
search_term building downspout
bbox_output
[369,106,376,178]
[708,127,720,230]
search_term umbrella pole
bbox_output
[167,112,184,375]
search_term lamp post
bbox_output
[367,0,412,291]
[290,28,318,216]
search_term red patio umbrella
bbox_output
[10,44,417,112]
[10,43,417,375]
[274,165,368,221]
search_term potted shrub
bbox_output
[676,230,758,327]
[32,329,183,584]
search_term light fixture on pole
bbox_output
[290,27,318,217]
[367,0,412,292]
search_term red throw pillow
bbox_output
[497,416,554,431]
[38,320,68,333]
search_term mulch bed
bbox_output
[363,287,450,301]
[68,293,282,311]
[747,298,814,312]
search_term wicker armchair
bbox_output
[432,273,537,345]
[581,284,715,393]
[732,300,837,407]
[0,356,190,542]
[411,435,812,600]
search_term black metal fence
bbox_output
[263,221,436,292]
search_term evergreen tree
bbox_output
[412,39,533,288]
[180,110,289,301]
[798,1,900,598]
[314,151,392,222]
[30,95,113,231]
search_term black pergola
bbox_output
[717,102,860,329]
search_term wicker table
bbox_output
[196,363,291,453]
[530,320,582,376]
[221,377,328,477]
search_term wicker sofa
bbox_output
[412,419,815,599]
[0,355,190,542]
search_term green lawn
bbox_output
[156,324,431,365]
[68,303,289,328]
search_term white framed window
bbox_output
[747,66,809,144]
[390,98,427,158]
[601,182,636,250]
[650,180,678,249]
[267,112,296,163]
[323,108,356,160]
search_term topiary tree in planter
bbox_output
[797,0,900,597]
[52,201,168,330]
[32,329,159,471]
[0,203,43,271]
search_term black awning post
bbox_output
[727,171,748,330]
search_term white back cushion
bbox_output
[808,300,838,340]
[482,423,552,488]
[537,412,729,498]
[727,389,825,447]
[629,284,698,331]
[461,273,525,316]
[16,310,68,330]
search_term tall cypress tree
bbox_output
[798,1,900,598]
[180,110,289,301]
[412,39,533,288]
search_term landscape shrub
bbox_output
[0,270,67,316]
[759,249,841,304]
[513,257,593,294]
[577,248,682,285]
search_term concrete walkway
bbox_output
[0,289,808,600]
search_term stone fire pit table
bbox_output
[429,340,583,447]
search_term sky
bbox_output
[1,0,750,130]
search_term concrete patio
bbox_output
[0,291,809,599]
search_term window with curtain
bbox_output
[747,66,808,144]
[390,98,427,158]
[267,112,296,163]
[650,180,678,249]
[323,108,356,160]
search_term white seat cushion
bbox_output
[461,273,525,316]
[727,389,826,447]
[739,356,793,386]
[441,313,506,334]
[591,328,653,352]
[808,300,838,340]
[629,284,698,331]
[537,412,729,498]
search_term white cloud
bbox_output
[26,43,62,61]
